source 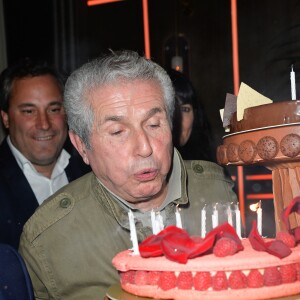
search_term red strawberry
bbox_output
[212,271,228,291]
[135,270,148,285]
[147,271,161,285]
[247,269,264,288]
[194,272,212,291]
[228,270,247,289]
[213,237,238,257]
[264,267,282,286]
[120,270,136,284]
[296,263,300,281]
[280,264,297,283]
[276,232,296,248]
[159,271,177,290]
[177,271,193,290]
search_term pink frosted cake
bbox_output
[112,219,300,300]
[113,240,300,300]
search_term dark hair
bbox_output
[168,69,198,109]
[0,57,65,112]
[168,69,215,161]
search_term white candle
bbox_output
[212,205,218,228]
[291,65,296,100]
[201,207,206,238]
[257,201,262,236]
[235,204,242,238]
[175,205,183,229]
[151,210,158,234]
[128,210,139,255]
[156,211,164,232]
[227,204,233,226]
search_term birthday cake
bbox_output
[216,83,300,166]
[216,83,300,233]
[228,100,300,133]
[216,103,300,166]
[112,223,300,300]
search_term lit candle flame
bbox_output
[249,200,261,212]
[249,201,263,235]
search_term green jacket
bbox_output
[19,157,237,300]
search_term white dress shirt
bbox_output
[7,136,70,205]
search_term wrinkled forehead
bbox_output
[89,79,165,109]
[87,80,167,127]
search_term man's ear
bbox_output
[69,131,90,165]
[1,110,9,129]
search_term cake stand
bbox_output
[217,123,300,233]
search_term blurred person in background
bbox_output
[169,69,215,161]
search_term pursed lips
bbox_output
[134,168,158,181]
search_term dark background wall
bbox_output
[3,0,300,152]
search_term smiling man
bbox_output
[0,58,90,249]
[19,51,237,299]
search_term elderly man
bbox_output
[19,50,237,299]
[0,58,90,249]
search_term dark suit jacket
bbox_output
[0,137,91,249]
[0,243,34,300]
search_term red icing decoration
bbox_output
[139,223,242,264]
[248,196,300,258]
[249,220,291,258]
[160,232,192,263]
[139,197,300,263]
[139,226,185,257]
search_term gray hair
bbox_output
[64,50,175,148]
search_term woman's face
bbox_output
[179,104,194,146]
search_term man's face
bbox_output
[73,80,173,209]
[1,75,67,174]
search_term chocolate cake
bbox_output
[229,100,300,133]
[217,85,300,233]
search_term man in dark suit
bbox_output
[0,58,90,249]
